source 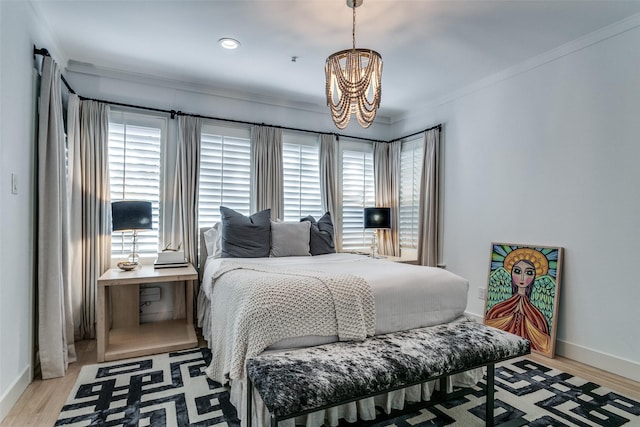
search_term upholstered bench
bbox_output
[246,321,530,427]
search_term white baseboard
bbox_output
[0,365,31,423]
[556,340,640,383]
[464,311,640,382]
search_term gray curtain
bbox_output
[417,128,441,266]
[68,96,112,340]
[373,141,401,256]
[251,125,283,219]
[37,56,76,378]
[319,134,341,250]
[168,116,202,320]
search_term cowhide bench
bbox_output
[246,321,530,427]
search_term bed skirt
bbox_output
[233,367,484,427]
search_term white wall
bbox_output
[0,2,35,420]
[0,1,62,421]
[393,19,640,380]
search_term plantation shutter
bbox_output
[282,133,323,221]
[108,113,163,257]
[341,144,375,251]
[198,125,251,227]
[400,138,423,250]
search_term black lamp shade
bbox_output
[111,201,153,232]
[364,207,391,229]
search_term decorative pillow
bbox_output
[220,207,271,258]
[301,212,336,256]
[203,222,222,258]
[270,221,311,257]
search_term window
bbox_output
[341,141,375,251]
[108,112,164,257]
[198,124,251,228]
[282,132,323,221]
[399,138,424,252]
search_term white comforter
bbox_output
[200,253,469,349]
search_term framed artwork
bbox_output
[483,243,563,358]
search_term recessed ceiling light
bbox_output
[218,38,240,49]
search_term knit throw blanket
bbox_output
[204,262,375,383]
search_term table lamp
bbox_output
[111,200,153,270]
[364,207,390,258]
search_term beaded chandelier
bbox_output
[325,0,382,130]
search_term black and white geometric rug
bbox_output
[55,347,236,426]
[55,348,640,426]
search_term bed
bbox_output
[197,210,481,427]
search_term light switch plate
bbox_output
[11,173,18,195]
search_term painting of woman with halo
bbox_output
[484,243,563,358]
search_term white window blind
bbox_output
[108,112,164,257]
[198,124,251,228]
[400,137,424,250]
[341,143,374,251]
[283,132,323,222]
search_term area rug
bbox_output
[55,348,640,426]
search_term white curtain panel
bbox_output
[373,141,401,256]
[251,125,283,220]
[417,128,441,267]
[67,94,83,339]
[68,97,112,340]
[37,56,76,378]
[319,134,341,251]
[168,116,202,320]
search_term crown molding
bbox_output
[391,12,640,127]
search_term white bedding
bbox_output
[200,253,469,350]
[197,253,477,427]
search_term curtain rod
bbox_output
[33,46,76,95]
[82,96,385,143]
[33,45,440,143]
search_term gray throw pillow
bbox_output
[270,221,311,257]
[220,206,271,258]
[300,212,336,255]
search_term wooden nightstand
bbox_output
[96,263,198,362]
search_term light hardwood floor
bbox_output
[1,340,97,427]
[1,340,638,427]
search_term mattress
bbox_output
[199,252,469,350]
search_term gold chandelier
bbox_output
[325,0,382,130]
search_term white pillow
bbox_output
[270,221,311,257]
[204,222,222,258]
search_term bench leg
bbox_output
[247,377,253,427]
[439,375,448,397]
[486,362,495,427]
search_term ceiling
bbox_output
[32,0,640,122]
